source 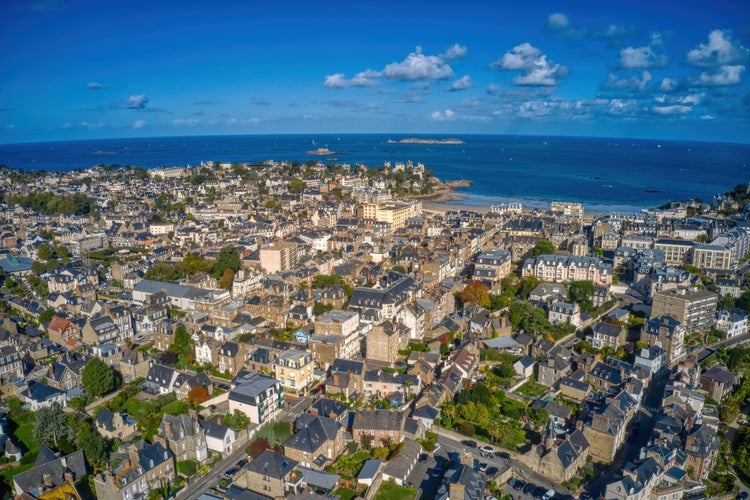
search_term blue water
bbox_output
[0,134,747,212]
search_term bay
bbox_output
[0,134,747,212]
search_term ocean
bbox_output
[0,134,747,212]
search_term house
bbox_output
[589,321,626,349]
[583,390,637,463]
[217,341,246,376]
[548,301,582,328]
[411,405,439,430]
[244,449,300,499]
[274,349,315,396]
[202,415,238,457]
[351,409,407,446]
[94,441,175,500]
[559,372,591,401]
[22,381,67,410]
[175,371,213,401]
[228,370,284,425]
[81,314,120,346]
[157,411,208,464]
[47,315,81,347]
[683,424,719,480]
[435,461,487,500]
[0,345,23,385]
[308,398,349,423]
[357,459,382,487]
[514,355,535,378]
[13,447,87,498]
[634,346,666,376]
[365,320,401,364]
[143,363,179,394]
[537,353,572,388]
[716,308,748,338]
[95,409,138,441]
[118,349,150,382]
[283,415,344,470]
[700,366,737,401]
[381,439,422,486]
[523,423,590,482]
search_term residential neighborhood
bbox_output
[0,162,749,500]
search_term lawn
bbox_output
[515,380,548,398]
[332,487,361,500]
[373,482,417,500]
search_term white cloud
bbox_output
[690,64,745,86]
[383,46,454,81]
[431,109,455,121]
[172,118,199,126]
[80,121,104,129]
[87,82,105,90]
[491,43,568,86]
[441,43,467,61]
[486,83,501,96]
[659,77,678,91]
[449,76,472,92]
[619,32,668,69]
[123,94,149,109]
[700,114,715,120]
[133,119,146,129]
[546,13,569,29]
[601,71,652,91]
[650,104,692,115]
[686,29,749,67]
[607,99,639,116]
[324,70,379,88]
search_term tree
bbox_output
[188,386,210,404]
[76,422,107,471]
[287,178,307,194]
[55,245,69,258]
[218,268,235,290]
[531,240,556,258]
[37,243,53,261]
[39,308,56,324]
[248,437,270,457]
[568,281,595,305]
[34,402,73,449]
[212,245,241,279]
[82,357,116,398]
[460,281,491,309]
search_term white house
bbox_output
[202,415,238,457]
[716,309,748,338]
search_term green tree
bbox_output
[39,308,56,324]
[531,240,556,258]
[287,178,307,194]
[37,243,53,261]
[82,357,116,398]
[76,422,108,471]
[55,245,69,258]
[212,245,241,279]
[34,402,73,449]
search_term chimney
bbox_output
[43,473,54,488]
[576,420,584,432]
[64,472,74,485]
[48,364,54,377]
[460,451,473,467]
[162,418,172,439]
[128,445,140,468]
[216,415,223,426]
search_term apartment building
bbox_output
[650,288,718,335]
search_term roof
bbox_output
[283,415,341,453]
[229,371,279,405]
[357,459,382,480]
[247,449,297,479]
[297,466,340,490]
[13,449,87,494]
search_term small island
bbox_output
[389,137,465,145]
[305,147,338,155]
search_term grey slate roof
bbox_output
[247,449,297,479]
[13,449,87,495]
[283,415,341,453]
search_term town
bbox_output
[0,159,748,500]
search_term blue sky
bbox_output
[1,0,749,144]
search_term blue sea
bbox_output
[0,134,748,212]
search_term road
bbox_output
[177,394,315,499]
[582,370,670,499]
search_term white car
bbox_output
[479,445,493,455]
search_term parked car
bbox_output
[494,450,510,459]
[419,453,428,463]
[478,462,488,472]
[523,483,536,495]
[236,459,248,468]
[431,468,442,477]
[542,489,556,500]
[508,478,518,488]
[462,440,477,448]
[480,445,493,455]
[513,479,525,491]
[486,466,498,476]
[532,486,547,498]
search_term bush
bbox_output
[458,421,476,437]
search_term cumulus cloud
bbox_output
[86,82,105,90]
[491,43,568,86]
[686,29,749,67]
[449,76,472,92]
[544,12,634,42]
[650,104,692,115]
[601,71,652,92]
[607,99,639,116]
[383,46,454,81]
[132,119,146,129]
[431,109,455,121]
[619,32,668,69]
[441,43,467,61]
[324,70,379,88]
[486,83,501,96]
[659,77,678,91]
[122,94,149,109]
[689,65,745,86]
